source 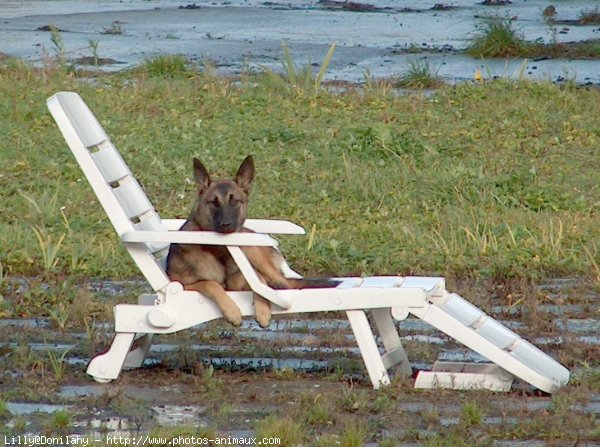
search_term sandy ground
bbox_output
[1,0,599,84]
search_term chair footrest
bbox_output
[414,361,515,392]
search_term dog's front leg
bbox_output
[186,280,243,326]
[226,271,271,328]
[240,246,289,289]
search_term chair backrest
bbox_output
[47,91,170,292]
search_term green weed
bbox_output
[13,415,27,433]
[0,399,10,420]
[363,68,393,97]
[48,410,71,432]
[338,421,369,447]
[48,303,69,331]
[88,39,100,67]
[423,433,492,447]
[137,54,195,78]
[460,400,486,428]
[467,18,530,57]
[579,7,600,25]
[31,225,66,271]
[44,341,72,382]
[396,58,444,89]
[194,364,224,394]
[49,26,66,67]
[0,260,7,299]
[262,42,336,95]
[255,414,305,446]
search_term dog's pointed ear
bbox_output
[235,155,255,194]
[193,157,211,193]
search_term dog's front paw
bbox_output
[255,312,271,329]
[222,306,243,327]
[253,294,271,329]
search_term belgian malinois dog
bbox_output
[166,155,339,328]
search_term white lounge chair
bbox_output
[47,91,570,394]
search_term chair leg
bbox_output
[123,334,154,370]
[347,310,390,389]
[371,308,412,377]
[86,332,135,383]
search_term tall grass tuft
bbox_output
[467,18,531,57]
[45,341,72,382]
[31,225,66,271]
[255,415,305,445]
[137,54,195,78]
[396,58,444,89]
[49,25,67,68]
[262,42,336,95]
[579,7,600,25]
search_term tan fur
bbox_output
[166,155,338,328]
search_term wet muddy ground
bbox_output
[1,0,600,84]
[1,277,599,444]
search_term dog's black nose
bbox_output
[218,222,235,233]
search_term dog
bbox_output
[166,155,339,328]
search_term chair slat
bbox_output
[113,180,154,220]
[91,142,130,183]
[54,92,108,147]
[135,213,169,254]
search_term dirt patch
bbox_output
[0,279,598,442]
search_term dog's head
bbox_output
[189,155,255,233]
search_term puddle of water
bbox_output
[208,356,330,372]
[58,385,107,399]
[0,318,50,328]
[577,335,600,345]
[402,334,446,345]
[152,404,207,426]
[7,402,72,415]
[437,349,491,363]
[555,319,600,333]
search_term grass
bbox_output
[0,57,598,319]
[260,42,337,95]
[466,18,531,58]
[44,342,72,383]
[47,410,71,433]
[467,17,600,59]
[579,7,600,25]
[395,58,444,89]
[136,54,196,78]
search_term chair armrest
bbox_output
[121,230,278,247]
[161,219,186,231]
[160,218,305,234]
[227,246,293,309]
[244,219,306,235]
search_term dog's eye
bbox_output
[208,198,220,208]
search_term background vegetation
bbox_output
[0,56,598,316]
